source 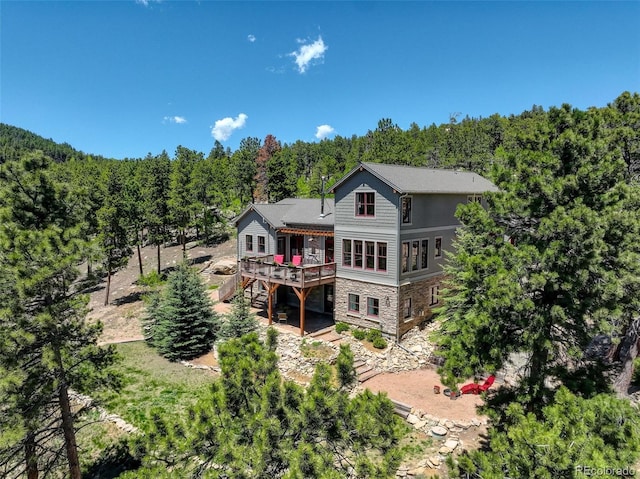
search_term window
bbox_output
[412,240,419,271]
[421,239,429,269]
[401,197,412,224]
[258,235,266,253]
[434,237,442,258]
[342,239,352,267]
[354,240,363,268]
[468,194,482,203]
[356,192,375,217]
[367,297,379,317]
[430,285,440,305]
[365,241,375,269]
[348,293,360,312]
[246,235,253,252]
[402,242,409,273]
[377,242,387,271]
[403,298,412,319]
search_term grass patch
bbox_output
[300,339,336,360]
[207,283,219,290]
[95,341,216,431]
[135,270,165,287]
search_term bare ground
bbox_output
[88,238,237,344]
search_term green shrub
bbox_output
[372,337,388,349]
[137,270,165,287]
[335,322,350,334]
[366,328,382,342]
[352,328,366,340]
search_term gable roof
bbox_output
[330,162,498,195]
[234,198,334,229]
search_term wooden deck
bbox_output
[239,256,336,289]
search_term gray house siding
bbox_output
[400,194,465,230]
[334,168,400,286]
[236,210,277,258]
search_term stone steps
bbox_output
[358,369,382,383]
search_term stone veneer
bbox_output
[398,276,442,338]
[335,277,399,338]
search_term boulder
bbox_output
[211,259,237,275]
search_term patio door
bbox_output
[277,236,286,257]
[324,237,334,263]
[290,235,303,259]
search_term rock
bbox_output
[406,414,420,425]
[414,420,427,430]
[410,344,423,353]
[444,439,459,451]
[211,259,237,275]
[470,417,481,427]
[428,456,441,467]
[444,420,455,429]
[438,446,453,454]
[431,425,448,438]
[454,420,470,429]
[408,466,426,476]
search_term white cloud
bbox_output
[136,0,161,6]
[164,115,187,124]
[211,113,248,141]
[289,36,327,73]
[248,34,256,43]
[315,124,335,139]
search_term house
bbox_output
[231,162,497,338]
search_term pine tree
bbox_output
[141,152,171,274]
[220,289,257,340]
[145,262,218,361]
[97,164,132,305]
[0,153,119,479]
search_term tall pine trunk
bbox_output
[157,243,161,275]
[137,229,143,277]
[25,430,38,479]
[612,317,640,396]
[54,347,81,479]
[104,266,111,306]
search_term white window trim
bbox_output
[430,284,440,306]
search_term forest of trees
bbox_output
[0,91,639,477]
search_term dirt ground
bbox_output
[363,370,486,423]
[89,238,237,344]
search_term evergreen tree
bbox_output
[449,388,640,478]
[141,151,171,274]
[169,146,200,253]
[219,289,257,340]
[435,104,639,413]
[97,164,132,305]
[123,333,405,478]
[145,262,218,361]
[0,153,119,479]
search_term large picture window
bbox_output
[355,192,375,217]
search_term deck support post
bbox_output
[292,286,313,337]
[262,281,280,325]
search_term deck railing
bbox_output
[239,256,336,288]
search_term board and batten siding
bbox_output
[334,168,400,285]
[236,210,277,257]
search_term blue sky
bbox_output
[2,1,639,160]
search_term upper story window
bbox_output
[342,239,352,267]
[401,197,412,224]
[356,192,375,217]
[435,237,442,259]
[246,235,253,252]
[258,235,266,253]
[365,241,375,269]
[377,242,387,271]
[353,240,363,268]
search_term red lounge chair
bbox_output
[460,375,496,395]
[274,254,284,265]
[292,255,302,267]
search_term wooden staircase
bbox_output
[353,359,382,383]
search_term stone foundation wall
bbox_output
[335,278,398,338]
[398,276,443,338]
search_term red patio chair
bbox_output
[292,255,302,267]
[460,383,481,395]
[274,254,284,265]
[478,375,495,392]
